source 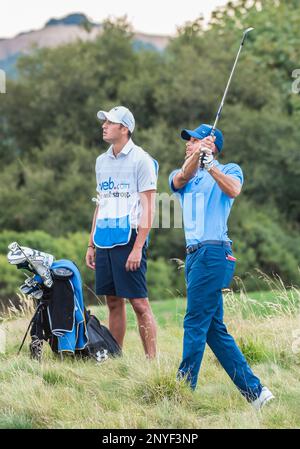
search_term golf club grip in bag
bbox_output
[84,310,122,358]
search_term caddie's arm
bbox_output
[86,204,98,270]
[172,149,201,190]
[208,166,242,198]
[125,190,156,272]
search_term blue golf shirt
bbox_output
[169,161,243,247]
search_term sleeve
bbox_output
[169,169,182,193]
[224,163,244,185]
[137,155,158,192]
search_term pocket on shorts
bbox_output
[222,252,236,289]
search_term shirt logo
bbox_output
[99,177,130,191]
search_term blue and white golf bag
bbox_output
[7,242,121,362]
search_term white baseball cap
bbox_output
[97,106,135,133]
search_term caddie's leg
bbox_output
[207,296,263,401]
[130,298,157,359]
[106,295,126,348]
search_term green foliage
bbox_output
[0,230,94,308]
[229,200,300,286]
[134,372,192,405]
[0,231,185,305]
[0,3,299,291]
[0,255,23,301]
[237,337,270,364]
[147,257,186,301]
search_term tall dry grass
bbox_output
[0,273,299,429]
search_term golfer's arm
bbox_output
[88,205,99,247]
[172,151,201,190]
[134,190,156,250]
[208,166,241,198]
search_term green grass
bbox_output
[0,288,300,429]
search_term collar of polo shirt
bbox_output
[107,138,135,158]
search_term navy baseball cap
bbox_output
[181,123,224,152]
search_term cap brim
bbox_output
[181,129,202,141]
[96,110,122,124]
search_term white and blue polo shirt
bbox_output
[169,161,243,247]
[93,139,158,248]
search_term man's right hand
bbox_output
[86,246,96,270]
[185,141,202,159]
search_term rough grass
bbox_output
[0,285,300,429]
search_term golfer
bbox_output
[86,106,158,359]
[169,123,274,410]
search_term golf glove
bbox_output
[200,149,215,171]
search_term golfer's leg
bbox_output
[178,249,222,389]
[106,295,126,348]
[207,294,262,401]
[130,298,157,359]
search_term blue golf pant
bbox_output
[178,244,262,401]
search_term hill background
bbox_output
[0,13,169,78]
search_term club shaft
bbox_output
[212,41,244,133]
[16,242,35,271]
[199,28,253,167]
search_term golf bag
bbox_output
[7,242,121,362]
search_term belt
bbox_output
[186,240,231,255]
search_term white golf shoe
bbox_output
[251,386,275,411]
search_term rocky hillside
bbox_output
[0,13,170,77]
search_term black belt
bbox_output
[186,240,231,255]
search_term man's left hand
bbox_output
[200,149,216,171]
[125,247,142,271]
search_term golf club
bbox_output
[200,27,254,168]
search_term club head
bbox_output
[241,27,254,45]
[244,27,254,35]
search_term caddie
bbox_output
[169,123,274,410]
[86,106,158,359]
